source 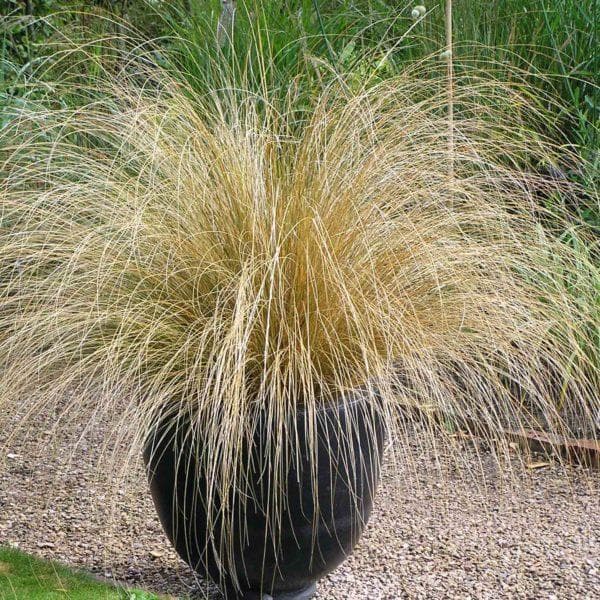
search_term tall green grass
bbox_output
[138,2,596,123]
[124,1,595,228]
[3,2,597,149]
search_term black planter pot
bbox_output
[143,392,385,599]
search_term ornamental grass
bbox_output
[0,53,598,577]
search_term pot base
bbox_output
[228,583,317,600]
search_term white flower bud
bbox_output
[415,5,427,16]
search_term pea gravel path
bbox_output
[1,415,598,600]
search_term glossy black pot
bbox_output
[143,393,385,599]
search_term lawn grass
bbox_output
[0,547,164,600]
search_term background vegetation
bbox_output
[1,1,598,218]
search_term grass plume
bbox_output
[0,52,598,582]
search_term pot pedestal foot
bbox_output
[230,583,317,600]
[270,584,317,600]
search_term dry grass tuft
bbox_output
[0,56,598,582]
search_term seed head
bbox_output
[412,5,427,19]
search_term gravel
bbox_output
[1,415,599,599]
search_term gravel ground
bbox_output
[1,414,599,600]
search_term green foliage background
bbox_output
[1,2,596,140]
[0,1,597,219]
